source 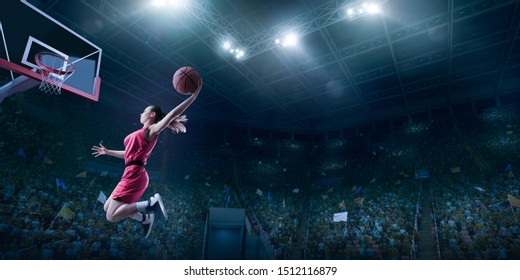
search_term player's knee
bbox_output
[105,213,117,223]
[103,200,111,212]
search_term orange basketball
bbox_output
[172,66,201,95]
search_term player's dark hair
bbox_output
[149,105,166,124]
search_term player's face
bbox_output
[140,107,153,123]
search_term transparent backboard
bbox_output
[0,0,101,101]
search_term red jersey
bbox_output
[110,126,158,203]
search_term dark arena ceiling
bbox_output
[17,0,520,134]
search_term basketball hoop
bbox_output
[35,52,76,95]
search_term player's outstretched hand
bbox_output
[91,143,108,157]
[192,78,203,96]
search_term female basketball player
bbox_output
[91,80,202,238]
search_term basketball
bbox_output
[172,66,201,95]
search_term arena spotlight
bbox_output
[285,33,299,47]
[364,3,381,14]
[222,40,246,59]
[346,2,381,19]
[222,41,232,50]
[151,0,165,6]
[151,0,186,7]
[275,32,300,48]
[234,49,245,59]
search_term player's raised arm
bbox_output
[148,79,202,139]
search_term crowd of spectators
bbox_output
[428,108,520,259]
[1,91,519,259]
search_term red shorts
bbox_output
[111,165,149,203]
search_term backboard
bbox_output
[0,0,101,102]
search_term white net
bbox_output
[36,53,76,95]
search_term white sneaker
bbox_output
[147,193,168,221]
[142,214,155,238]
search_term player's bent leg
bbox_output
[105,199,137,223]
[103,196,112,212]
